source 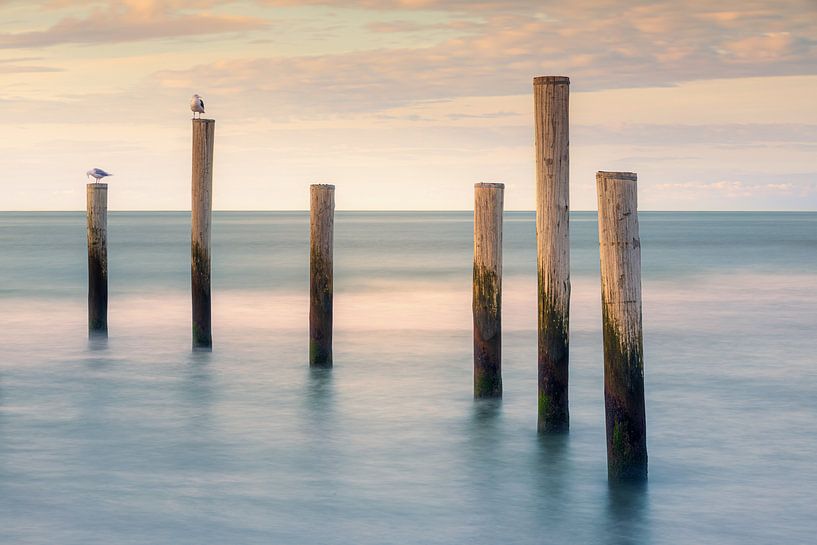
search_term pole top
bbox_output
[311,183,335,190]
[474,182,505,189]
[597,171,637,181]
[534,76,570,85]
[86,182,108,189]
[192,118,215,124]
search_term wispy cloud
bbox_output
[139,0,817,118]
[0,0,266,48]
[574,123,817,147]
[654,179,816,197]
[0,57,62,73]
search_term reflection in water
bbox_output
[176,352,219,472]
[605,480,650,545]
[302,367,339,509]
[83,337,119,370]
[306,367,335,425]
[532,432,570,520]
[304,367,337,468]
[465,398,503,518]
[184,351,215,411]
[471,398,502,429]
[469,399,502,467]
[74,349,123,475]
[305,367,335,446]
[87,336,109,352]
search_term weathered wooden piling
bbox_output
[596,171,647,481]
[191,118,215,350]
[310,184,335,367]
[86,183,108,338]
[534,75,571,432]
[473,183,504,398]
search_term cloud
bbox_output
[0,0,266,48]
[136,0,817,118]
[574,123,817,147]
[258,0,543,10]
[366,20,442,33]
[0,57,62,73]
[719,32,809,62]
[655,180,756,197]
[654,179,816,197]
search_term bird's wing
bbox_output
[200,99,205,110]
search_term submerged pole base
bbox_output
[309,341,332,368]
[473,374,502,399]
[192,330,212,351]
[88,327,108,340]
[537,402,569,433]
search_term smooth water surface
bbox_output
[1,211,815,544]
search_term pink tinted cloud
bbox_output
[0,1,266,48]
[145,1,816,118]
[0,57,62,73]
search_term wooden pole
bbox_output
[192,118,215,350]
[596,171,647,481]
[473,182,504,398]
[534,75,571,432]
[86,183,108,338]
[310,184,335,367]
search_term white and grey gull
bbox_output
[86,168,112,183]
[190,94,205,118]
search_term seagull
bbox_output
[190,94,205,119]
[86,168,113,183]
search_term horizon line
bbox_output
[1,209,815,213]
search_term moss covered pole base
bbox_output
[86,182,108,338]
[192,118,215,351]
[534,75,571,433]
[309,184,335,367]
[473,182,504,398]
[596,171,647,481]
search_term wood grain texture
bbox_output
[192,118,215,350]
[86,183,108,338]
[534,75,570,432]
[473,183,504,398]
[596,171,647,481]
[310,184,335,367]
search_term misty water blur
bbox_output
[0,212,815,544]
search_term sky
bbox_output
[0,0,815,211]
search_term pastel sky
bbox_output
[1,0,815,210]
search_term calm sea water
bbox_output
[0,211,815,544]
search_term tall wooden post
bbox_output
[192,118,215,350]
[473,182,504,398]
[534,75,571,432]
[596,171,647,481]
[86,183,108,338]
[310,184,335,367]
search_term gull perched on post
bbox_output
[86,168,112,183]
[191,94,205,119]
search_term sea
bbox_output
[0,211,815,544]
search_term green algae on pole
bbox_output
[473,182,504,398]
[596,171,647,481]
[309,184,335,367]
[534,75,571,432]
[86,182,108,338]
[191,118,215,350]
